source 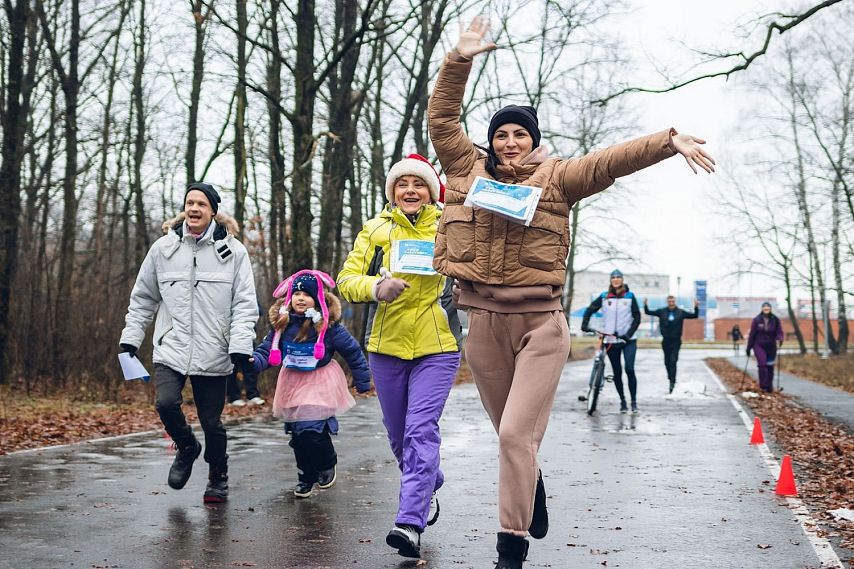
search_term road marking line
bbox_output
[703,362,844,569]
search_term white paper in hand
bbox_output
[118,352,151,382]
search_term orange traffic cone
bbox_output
[775,454,798,496]
[749,417,765,445]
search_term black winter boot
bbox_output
[528,470,548,539]
[495,532,529,569]
[203,464,228,503]
[168,438,202,490]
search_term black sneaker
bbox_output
[619,400,628,414]
[528,470,548,539]
[631,401,639,414]
[293,482,314,498]
[386,524,421,558]
[168,439,202,490]
[317,466,336,489]
[669,380,675,394]
[203,465,228,503]
[496,532,529,569]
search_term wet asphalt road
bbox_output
[0,349,841,568]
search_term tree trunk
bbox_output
[265,0,286,289]
[131,0,149,263]
[186,0,208,184]
[288,0,317,272]
[233,0,248,234]
[783,262,807,355]
[0,0,31,383]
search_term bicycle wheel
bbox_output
[587,356,605,415]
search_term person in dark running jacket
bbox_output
[644,295,699,393]
[581,270,642,413]
[746,302,784,393]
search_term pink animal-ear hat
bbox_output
[267,270,337,366]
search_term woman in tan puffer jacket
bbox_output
[428,17,716,569]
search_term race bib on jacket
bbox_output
[391,240,437,276]
[284,342,319,371]
[464,176,542,226]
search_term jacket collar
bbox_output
[383,203,441,229]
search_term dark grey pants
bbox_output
[154,364,228,467]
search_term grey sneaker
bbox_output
[228,399,247,407]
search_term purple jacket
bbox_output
[746,314,784,350]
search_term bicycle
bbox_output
[580,332,621,416]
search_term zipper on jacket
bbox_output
[186,245,198,375]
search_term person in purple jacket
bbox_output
[251,270,372,498]
[746,302,784,393]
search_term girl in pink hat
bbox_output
[251,269,371,498]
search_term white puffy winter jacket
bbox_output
[120,213,258,376]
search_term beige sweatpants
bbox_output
[464,308,570,534]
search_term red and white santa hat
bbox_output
[385,153,446,205]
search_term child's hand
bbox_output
[354,386,375,399]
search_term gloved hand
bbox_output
[120,343,138,359]
[745,348,751,357]
[230,353,255,375]
[375,277,410,303]
[619,335,631,343]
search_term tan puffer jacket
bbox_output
[429,55,676,306]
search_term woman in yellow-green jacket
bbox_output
[338,153,462,559]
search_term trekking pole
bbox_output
[776,349,783,393]
[739,353,750,392]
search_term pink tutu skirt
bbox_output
[272,359,356,421]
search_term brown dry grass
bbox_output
[707,357,854,562]
[778,352,854,393]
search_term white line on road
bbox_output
[703,363,844,569]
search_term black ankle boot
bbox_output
[495,532,529,569]
[167,439,202,490]
[203,464,228,503]
[528,470,548,539]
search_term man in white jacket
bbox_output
[120,183,258,503]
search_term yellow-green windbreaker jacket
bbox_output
[338,204,462,360]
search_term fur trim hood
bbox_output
[268,292,342,333]
[161,211,240,236]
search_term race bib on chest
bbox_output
[284,342,319,371]
[391,239,437,276]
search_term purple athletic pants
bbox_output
[753,342,777,393]
[369,352,460,530]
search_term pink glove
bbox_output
[375,278,410,303]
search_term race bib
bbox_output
[284,342,319,371]
[464,176,542,226]
[391,240,436,276]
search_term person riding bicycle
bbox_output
[581,270,641,413]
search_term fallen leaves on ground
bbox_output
[0,385,273,455]
[707,358,854,562]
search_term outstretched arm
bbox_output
[556,129,716,205]
[428,17,497,178]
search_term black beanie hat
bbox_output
[487,105,541,150]
[291,274,321,309]
[185,182,221,214]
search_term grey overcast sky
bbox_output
[599,0,783,299]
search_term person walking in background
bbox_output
[644,295,699,394]
[338,154,463,560]
[581,270,642,412]
[227,300,266,407]
[746,302,784,393]
[429,16,714,568]
[250,270,371,498]
[730,323,744,355]
[119,182,258,503]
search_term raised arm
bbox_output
[685,299,699,319]
[428,17,496,177]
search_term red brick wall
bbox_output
[714,317,841,342]
[683,319,705,340]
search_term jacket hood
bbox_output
[268,291,342,332]
[161,211,240,238]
